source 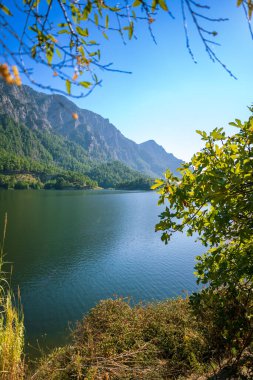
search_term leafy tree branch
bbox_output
[0,0,252,97]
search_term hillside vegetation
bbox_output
[0,115,153,190]
[0,81,182,178]
[0,80,182,190]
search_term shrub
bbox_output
[32,298,207,379]
[190,285,253,371]
[14,181,29,190]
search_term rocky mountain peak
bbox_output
[0,80,182,177]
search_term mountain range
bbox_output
[0,81,182,189]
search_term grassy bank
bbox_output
[0,215,24,380]
[31,298,203,379]
[1,289,252,379]
[28,296,252,380]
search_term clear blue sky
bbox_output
[7,1,253,161]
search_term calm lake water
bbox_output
[0,190,204,354]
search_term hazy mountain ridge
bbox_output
[0,81,182,177]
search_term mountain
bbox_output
[0,81,182,178]
[0,115,153,189]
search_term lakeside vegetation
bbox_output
[0,172,97,190]
[0,170,153,191]
[29,297,253,380]
[0,214,24,380]
[1,295,252,379]
[0,112,253,379]
[0,0,252,377]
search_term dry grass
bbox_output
[30,298,208,380]
[0,214,24,380]
[29,295,253,380]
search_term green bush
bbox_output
[14,181,29,190]
[190,285,253,369]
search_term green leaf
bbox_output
[55,48,62,59]
[158,0,168,11]
[128,22,134,39]
[32,0,41,8]
[124,22,134,39]
[76,26,89,37]
[151,179,164,189]
[92,73,99,83]
[79,81,91,88]
[46,48,54,65]
[94,13,99,26]
[151,0,158,12]
[89,51,98,57]
[0,3,13,16]
[210,131,224,140]
[132,0,142,6]
[31,46,37,59]
[58,29,70,35]
[105,14,109,29]
[66,79,71,95]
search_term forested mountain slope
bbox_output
[0,115,152,189]
[0,81,182,178]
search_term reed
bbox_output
[0,213,24,380]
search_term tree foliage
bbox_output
[115,176,153,190]
[0,1,252,96]
[153,110,253,288]
[86,161,153,188]
[153,108,253,367]
[152,110,253,365]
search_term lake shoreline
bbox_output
[0,190,201,354]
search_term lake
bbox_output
[0,190,204,355]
